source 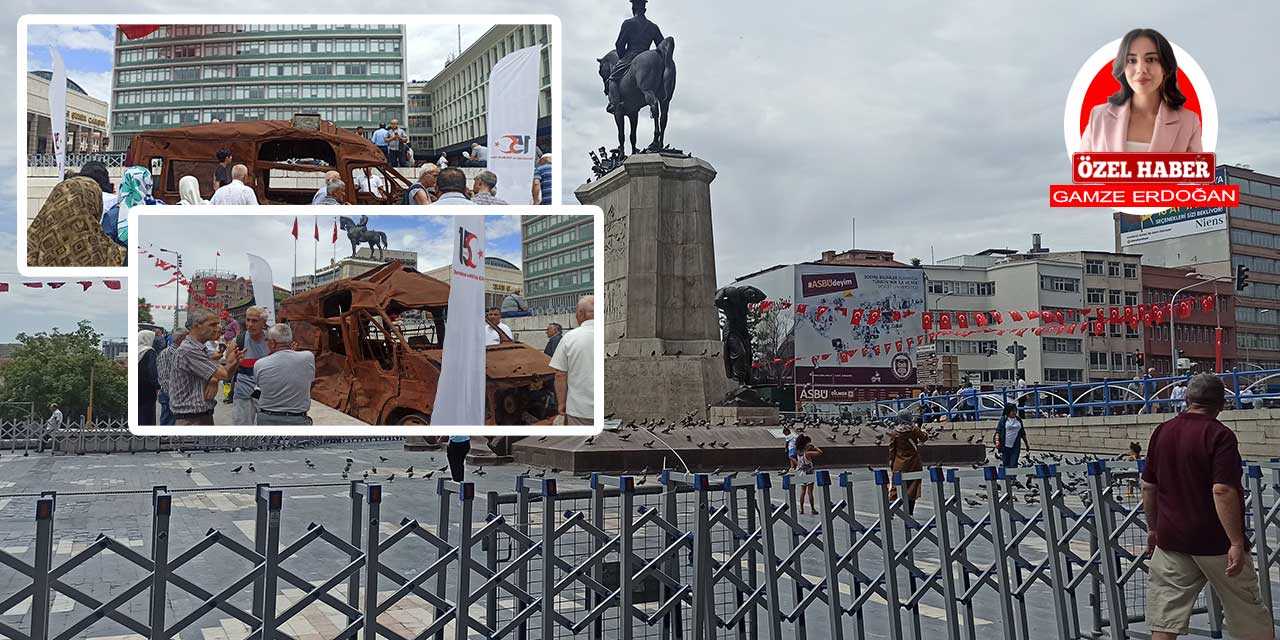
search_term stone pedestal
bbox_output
[576,153,734,421]
[709,406,781,426]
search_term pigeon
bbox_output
[584,436,595,446]
[371,467,377,474]
[379,456,390,463]
[405,466,414,474]
[231,465,243,473]
[644,440,656,448]
[437,465,450,472]
[423,471,435,479]
[474,466,487,477]
[538,435,549,442]
[345,458,354,464]
[185,467,193,474]
[363,471,370,479]
[248,464,256,473]
[619,433,633,441]
[387,474,396,483]
[342,472,349,479]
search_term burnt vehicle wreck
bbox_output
[280,262,558,428]
[124,116,410,205]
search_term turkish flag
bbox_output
[974,312,988,327]
[104,280,122,290]
[1094,320,1105,335]
[1143,311,1153,327]
[314,219,320,242]
[820,353,831,361]
[1014,328,1028,337]
[922,312,933,330]
[816,306,828,320]
[1203,295,1215,312]
[46,282,65,289]
[292,217,299,239]
[1010,311,1023,322]
[850,308,863,326]
[939,313,952,330]
[796,304,807,315]
[118,25,163,39]
[333,220,339,243]
[1066,322,1077,334]
[867,309,882,325]
[991,311,1003,324]
[204,278,218,298]
[23,283,41,289]
[896,340,903,353]
[956,313,969,329]
[759,301,773,313]
[891,310,902,322]
[1055,310,1065,325]
[77,281,93,291]
[1109,307,1121,324]
[1179,300,1192,319]
[837,307,847,317]
[1028,310,1041,320]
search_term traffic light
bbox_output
[1237,264,1251,291]
[1136,351,1145,367]
[1015,344,1026,360]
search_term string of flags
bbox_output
[751,295,1219,331]
[0,280,121,293]
[137,248,224,310]
[749,294,1222,370]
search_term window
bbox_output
[370,62,400,76]
[334,107,368,122]
[1043,338,1082,353]
[203,65,232,79]
[371,38,400,53]
[1108,289,1122,305]
[370,84,401,98]
[205,42,233,57]
[1124,263,1138,279]
[236,64,265,78]
[203,86,232,102]
[235,86,266,100]
[334,84,367,99]
[1086,259,1104,275]
[174,45,199,59]
[1040,275,1080,293]
[141,110,169,126]
[233,107,265,121]
[301,84,333,99]
[1044,368,1083,383]
[202,109,230,123]
[1125,324,1140,338]
[301,39,333,53]
[1090,351,1110,370]
[173,109,200,125]
[1086,288,1105,305]
[337,62,368,76]
[1124,291,1139,306]
[267,84,299,100]
[927,280,995,296]
[356,312,396,371]
[172,87,198,102]
[1109,324,1122,338]
[237,41,266,56]
[303,62,333,77]
[937,340,998,355]
[266,40,299,55]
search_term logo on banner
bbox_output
[800,272,859,297]
[496,134,532,155]
[891,353,913,380]
[458,227,480,269]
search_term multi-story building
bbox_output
[26,71,110,155]
[424,257,522,310]
[422,24,552,159]
[406,81,433,153]
[1115,164,1280,371]
[1021,250,1144,382]
[1141,266,1237,375]
[291,248,419,293]
[523,215,593,312]
[110,24,406,150]
[925,248,1087,387]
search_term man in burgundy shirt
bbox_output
[1142,373,1273,639]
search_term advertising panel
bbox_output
[1118,167,1229,247]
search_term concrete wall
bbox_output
[937,408,1280,460]
[506,312,576,351]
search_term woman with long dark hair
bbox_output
[994,403,1029,467]
[1079,28,1202,153]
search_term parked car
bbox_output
[279,261,557,427]
[124,116,410,205]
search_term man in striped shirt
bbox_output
[171,308,242,426]
[155,327,188,426]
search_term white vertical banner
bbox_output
[48,47,67,180]
[246,253,277,326]
[432,216,487,426]
[487,46,541,206]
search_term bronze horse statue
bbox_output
[598,37,676,155]
[339,216,388,261]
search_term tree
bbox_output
[138,297,154,324]
[910,257,922,267]
[0,321,127,421]
[749,306,795,386]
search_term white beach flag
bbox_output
[246,254,277,326]
[431,216,488,427]
[487,46,541,205]
[49,47,67,180]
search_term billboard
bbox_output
[790,264,925,406]
[1118,167,1229,247]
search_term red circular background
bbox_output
[1078,62,1201,136]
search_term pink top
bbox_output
[1079,99,1202,153]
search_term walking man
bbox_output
[171,308,242,426]
[386,119,408,167]
[213,149,233,191]
[209,165,259,205]
[550,296,595,425]
[1142,373,1274,639]
[372,123,389,164]
[253,323,315,426]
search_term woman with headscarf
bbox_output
[887,409,930,514]
[27,175,126,267]
[138,330,160,426]
[76,160,117,215]
[178,175,208,205]
[102,166,166,249]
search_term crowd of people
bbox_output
[138,307,316,426]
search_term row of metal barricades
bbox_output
[0,419,402,455]
[3,459,1279,639]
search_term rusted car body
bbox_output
[279,261,557,426]
[124,117,410,205]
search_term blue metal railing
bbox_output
[876,369,1280,422]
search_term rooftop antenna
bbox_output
[458,25,462,56]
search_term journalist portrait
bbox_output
[1079,28,1202,153]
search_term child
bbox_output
[782,426,798,470]
[1122,441,1142,498]
[795,435,823,514]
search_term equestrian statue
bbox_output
[339,215,388,261]
[598,0,677,155]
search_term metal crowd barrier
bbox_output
[0,419,403,455]
[2,462,1278,639]
[27,153,127,169]
[883,369,1280,422]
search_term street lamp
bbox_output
[1244,309,1270,369]
[932,290,955,310]
[157,247,183,332]
[984,348,1017,383]
[1170,273,1231,374]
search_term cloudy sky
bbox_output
[3,1,1280,341]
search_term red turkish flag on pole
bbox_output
[292,217,299,239]
[314,218,320,242]
[332,220,339,243]
[118,25,163,40]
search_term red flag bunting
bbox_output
[46,282,65,289]
[77,281,92,291]
[23,283,41,289]
[104,280,121,290]
[1010,311,1023,321]
[292,217,299,240]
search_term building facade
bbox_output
[26,71,110,155]
[1115,164,1280,371]
[1141,266,1237,374]
[422,24,553,158]
[291,248,419,293]
[406,81,433,153]
[925,252,1087,388]
[424,256,522,310]
[110,24,407,150]
[522,215,593,312]
[1030,251,1144,382]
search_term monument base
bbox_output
[605,346,734,422]
[709,406,781,426]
